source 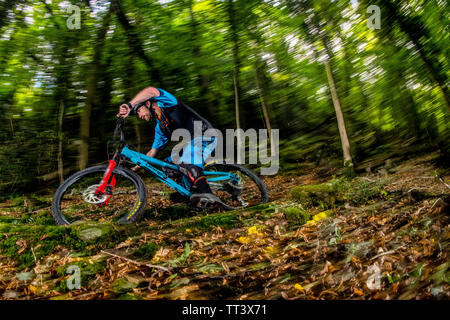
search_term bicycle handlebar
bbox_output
[114,117,126,148]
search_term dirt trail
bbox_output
[0,154,449,300]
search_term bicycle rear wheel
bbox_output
[51,165,147,225]
[205,163,269,209]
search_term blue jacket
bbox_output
[151,88,178,150]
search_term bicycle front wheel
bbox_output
[51,165,147,225]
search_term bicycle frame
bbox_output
[95,117,239,200]
[120,146,238,197]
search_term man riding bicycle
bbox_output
[117,87,219,207]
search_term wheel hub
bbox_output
[82,184,109,204]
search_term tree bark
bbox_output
[227,0,243,163]
[309,10,354,168]
[111,0,163,86]
[57,101,65,183]
[0,0,17,30]
[375,0,450,113]
[233,72,243,163]
[227,0,243,128]
[188,0,215,120]
[79,10,111,170]
[324,59,353,167]
[254,65,277,157]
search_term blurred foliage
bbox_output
[0,0,449,194]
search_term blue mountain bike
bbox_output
[51,117,269,225]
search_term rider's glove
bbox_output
[117,103,132,118]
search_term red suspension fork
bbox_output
[95,160,117,196]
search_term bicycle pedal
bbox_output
[197,199,209,208]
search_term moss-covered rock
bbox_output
[283,206,311,226]
[73,222,112,242]
[291,177,388,208]
[291,182,336,208]
[131,242,158,260]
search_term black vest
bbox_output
[153,99,213,137]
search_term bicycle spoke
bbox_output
[207,166,265,209]
[59,170,140,224]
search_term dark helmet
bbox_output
[130,100,154,118]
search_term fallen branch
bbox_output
[370,244,407,260]
[100,250,172,273]
[430,198,446,211]
[438,176,450,190]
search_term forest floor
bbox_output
[0,153,449,300]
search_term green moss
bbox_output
[0,224,69,270]
[116,293,141,300]
[291,178,388,208]
[284,206,311,226]
[20,210,54,225]
[334,178,388,205]
[0,221,136,270]
[131,242,158,260]
[181,212,239,231]
[430,262,449,285]
[291,182,335,208]
[8,194,24,207]
[55,258,107,292]
[110,277,139,294]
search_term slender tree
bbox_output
[79,8,112,169]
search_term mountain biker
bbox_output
[117,87,219,207]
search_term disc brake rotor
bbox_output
[82,184,109,204]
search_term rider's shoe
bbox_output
[189,193,221,208]
[177,163,221,208]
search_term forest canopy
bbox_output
[0,0,449,194]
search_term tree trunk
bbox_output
[188,0,214,120]
[227,0,243,163]
[0,0,16,30]
[324,59,353,167]
[374,0,450,113]
[79,10,111,170]
[227,0,243,128]
[315,20,353,167]
[233,72,243,163]
[111,0,163,86]
[254,66,276,157]
[57,100,65,183]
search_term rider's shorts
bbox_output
[165,136,217,169]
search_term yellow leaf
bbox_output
[237,236,252,244]
[29,284,39,295]
[329,264,336,272]
[263,246,277,254]
[185,229,192,233]
[312,210,331,221]
[294,283,305,292]
[247,226,263,236]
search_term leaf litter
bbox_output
[0,154,449,300]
